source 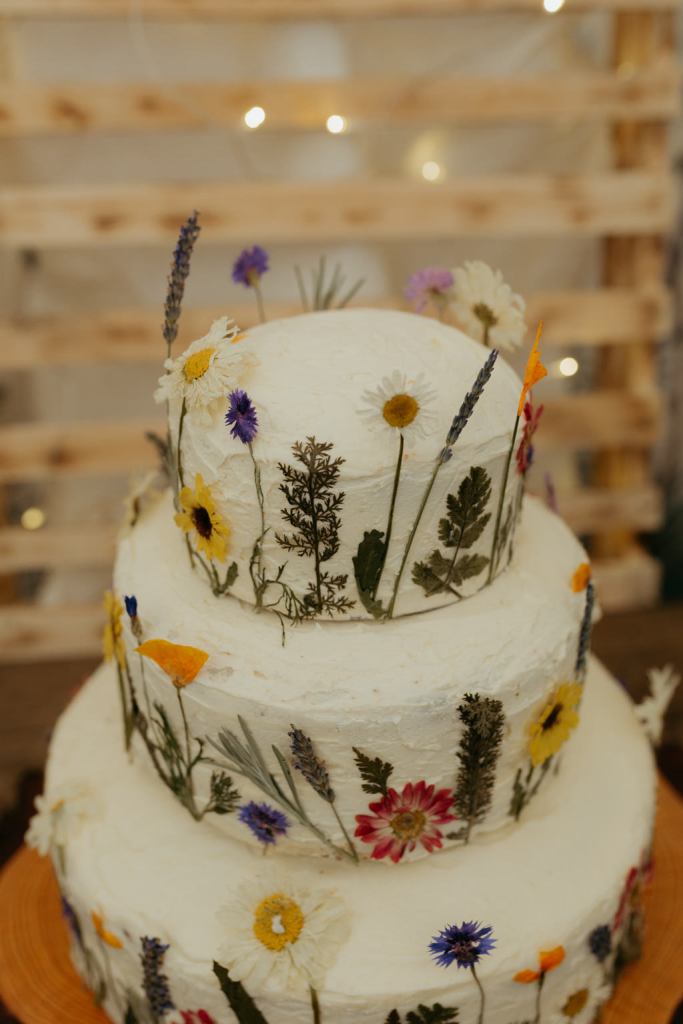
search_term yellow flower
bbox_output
[528,683,582,767]
[253,893,305,952]
[175,473,230,563]
[92,911,123,949]
[571,562,591,593]
[563,989,589,1018]
[360,371,437,442]
[102,590,126,668]
[517,321,547,416]
[136,638,209,688]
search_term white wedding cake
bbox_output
[27,233,656,1024]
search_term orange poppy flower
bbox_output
[517,322,547,416]
[571,562,592,593]
[91,911,123,949]
[513,945,565,983]
[136,639,209,688]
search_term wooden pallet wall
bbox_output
[0,0,679,665]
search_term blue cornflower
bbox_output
[124,595,138,619]
[226,389,258,445]
[588,924,612,963]
[239,801,289,845]
[232,245,269,288]
[429,921,496,969]
[140,936,175,1019]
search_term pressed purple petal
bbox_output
[225,389,259,444]
[405,267,454,312]
[232,245,270,287]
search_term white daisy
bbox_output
[154,316,255,422]
[217,874,349,994]
[25,781,97,858]
[635,663,681,746]
[451,260,526,351]
[360,371,438,443]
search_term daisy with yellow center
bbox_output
[217,875,348,996]
[25,782,97,864]
[175,474,230,564]
[528,682,582,767]
[154,316,253,422]
[452,260,526,351]
[357,373,437,614]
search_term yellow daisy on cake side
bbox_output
[528,682,582,767]
[175,473,230,563]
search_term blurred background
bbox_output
[0,0,682,860]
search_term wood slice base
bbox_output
[1,779,682,1023]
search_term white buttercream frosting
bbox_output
[45,657,656,1024]
[114,487,590,860]
[166,308,524,619]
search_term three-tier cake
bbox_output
[27,255,656,1024]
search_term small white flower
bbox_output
[217,874,349,994]
[451,260,526,351]
[635,663,681,746]
[25,782,97,857]
[360,371,437,443]
[154,317,255,422]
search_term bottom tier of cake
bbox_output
[39,658,655,1024]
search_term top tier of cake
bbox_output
[162,308,523,621]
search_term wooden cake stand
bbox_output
[1,779,682,1024]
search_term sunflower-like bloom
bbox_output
[528,682,582,767]
[102,590,126,668]
[175,474,230,563]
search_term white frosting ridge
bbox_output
[114,489,590,859]
[47,657,656,1024]
[168,309,524,618]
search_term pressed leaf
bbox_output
[454,693,505,840]
[124,1006,138,1024]
[385,1013,402,1024]
[450,552,490,587]
[353,529,387,617]
[353,747,394,796]
[406,1005,459,1024]
[212,961,270,1024]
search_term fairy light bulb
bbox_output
[421,160,442,182]
[21,506,46,530]
[243,106,266,130]
[543,0,565,12]
[326,114,347,134]
[558,357,579,378]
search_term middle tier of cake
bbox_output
[112,488,592,863]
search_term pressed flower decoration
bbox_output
[216,875,348,1007]
[232,244,269,322]
[429,921,495,1024]
[405,266,454,318]
[588,924,612,965]
[163,210,201,358]
[528,682,582,767]
[92,910,124,950]
[175,473,238,596]
[516,398,544,478]
[562,988,589,1019]
[513,946,565,1024]
[136,638,209,688]
[25,783,96,873]
[451,261,526,350]
[140,936,176,1019]
[239,802,290,847]
[571,563,592,593]
[102,590,125,669]
[155,316,247,421]
[226,388,259,445]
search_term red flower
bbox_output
[180,1012,216,1024]
[355,781,456,863]
[613,867,640,931]
[516,398,544,476]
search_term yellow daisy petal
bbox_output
[528,682,582,767]
[92,911,123,949]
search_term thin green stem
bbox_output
[483,322,490,348]
[471,964,486,1024]
[310,985,321,1024]
[114,662,132,751]
[176,688,193,795]
[386,456,442,619]
[487,415,520,584]
[253,282,266,323]
[331,801,359,864]
[533,972,545,1024]
[373,431,404,600]
[176,397,188,489]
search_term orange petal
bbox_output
[136,638,209,688]
[513,969,540,984]
[91,911,123,949]
[571,562,592,593]
[539,945,565,973]
[518,322,546,415]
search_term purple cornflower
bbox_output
[232,245,269,288]
[239,802,289,846]
[405,267,454,313]
[588,924,612,963]
[140,936,175,1019]
[225,389,258,445]
[163,211,201,349]
[429,921,496,969]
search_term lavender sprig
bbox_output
[162,211,201,355]
[440,349,499,463]
[289,726,334,802]
[575,579,595,681]
[140,937,175,1021]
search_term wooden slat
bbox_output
[0,390,661,485]
[0,288,671,371]
[0,174,673,248]
[0,484,663,574]
[1,0,679,17]
[0,68,679,137]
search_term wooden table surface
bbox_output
[1,779,682,1024]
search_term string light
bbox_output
[558,356,579,378]
[21,506,46,530]
[543,0,565,12]
[326,114,347,135]
[243,106,266,130]
[421,160,442,182]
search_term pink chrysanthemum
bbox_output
[355,781,456,863]
[405,267,454,314]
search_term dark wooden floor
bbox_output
[1,604,682,1024]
